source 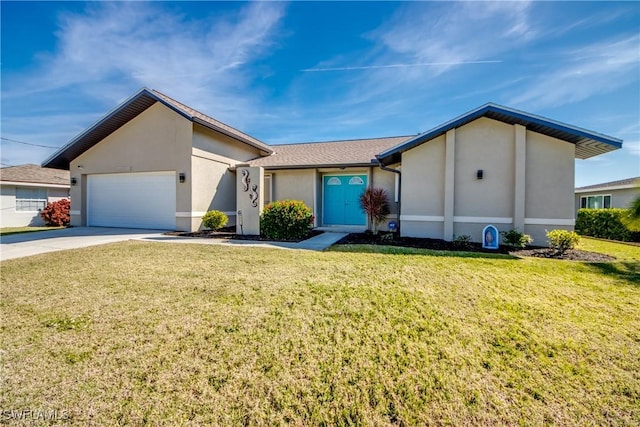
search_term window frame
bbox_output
[580,194,612,209]
[15,187,48,212]
[263,174,272,207]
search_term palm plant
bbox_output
[359,187,390,235]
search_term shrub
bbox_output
[202,210,228,230]
[546,229,580,255]
[575,208,640,242]
[500,228,533,249]
[39,198,70,226]
[260,200,313,241]
[453,234,473,250]
[359,187,390,235]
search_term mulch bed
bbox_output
[336,233,616,262]
[164,227,323,243]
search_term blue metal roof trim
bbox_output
[376,103,622,165]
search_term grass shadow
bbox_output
[330,244,519,260]
[583,261,640,286]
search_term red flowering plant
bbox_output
[39,198,71,226]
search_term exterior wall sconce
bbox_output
[476,169,484,180]
[71,177,77,186]
[179,172,186,183]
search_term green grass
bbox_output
[1,239,638,425]
[0,226,63,236]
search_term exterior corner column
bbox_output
[444,128,456,241]
[514,124,526,231]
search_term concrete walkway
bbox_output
[1,227,348,261]
[139,231,348,251]
[0,227,166,261]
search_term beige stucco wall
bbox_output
[189,125,264,230]
[575,187,639,212]
[525,132,575,219]
[193,125,264,162]
[400,134,446,238]
[454,118,514,218]
[69,102,193,230]
[190,151,237,230]
[269,169,317,211]
[400,117,577,244]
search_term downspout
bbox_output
[377,161,401,235]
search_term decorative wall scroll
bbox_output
[249,184,259,207]
[241,169,250,192]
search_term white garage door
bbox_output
[87,172,176,230]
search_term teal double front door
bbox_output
[323,174,367,226]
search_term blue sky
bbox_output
[1,1,638,187]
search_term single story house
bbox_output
[0,164,70,227]
[42,88,622,244]
[575,177,639,212]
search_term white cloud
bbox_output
[508,36,640,109]
[367,1,534,76]
[3,1,285,119]
[1,2,286,164]
[625,140,640,157]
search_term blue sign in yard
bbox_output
[323,175,367,226]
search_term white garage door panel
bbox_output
[88,172,176,230]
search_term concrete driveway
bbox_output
[0,227,166,261]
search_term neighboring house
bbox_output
[42,88,622,244]
[0,164,70,227]
[575,177,639,212]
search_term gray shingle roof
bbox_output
[248,136,412,169]
[150,90,272,154]
[575,176,639,191]
[0,164,70,186]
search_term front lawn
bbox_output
[1,239,638,425]
[0,226,63,236]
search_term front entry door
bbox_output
[323,174,367,226]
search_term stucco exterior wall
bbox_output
[454,118,514,218]
[0,185,69,227]
[190,151,238,230]
[69,103,193,230]
[400,135,446,238]
[575,187,639,212]
[269,169,317,212]
[399,118,576,244]
[523,132,575,244]
[525,132,575,220]
[193,125,263,162]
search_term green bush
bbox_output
[202,210,228,230]
[453,234,473,250]
[260,200,313,241]
[575,208,640,242]
[500,228,533,249]
[546,229,580,254]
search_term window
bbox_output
[263,175,272,206]
[580,194,611,209]
[16,188,47,211]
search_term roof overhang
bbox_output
[42,88,272,170]
[0,181,70,189]
[376,103,623,166]
[575,183,638,193]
